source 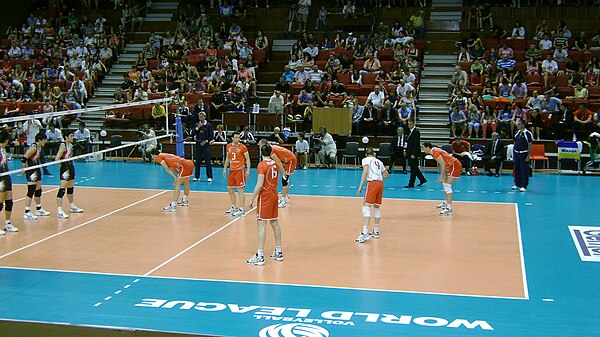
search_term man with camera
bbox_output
[138,123,156,163]
[314,126,337,168]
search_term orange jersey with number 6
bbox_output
[257,159,280,193]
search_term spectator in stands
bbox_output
[525,90,543,111]
[574,103,594,140]
[497,55,516,72]
[467,105,482,138]
[377,101,398,136]
[220,1,234,17]
[409,10,425,40]
[553,46,568,63]
[297,0,311,32]
[293,67,310,84]
[211,88,230,118]
[447,65,468,98]
[67,86,84,113]
[482,132,504,177]
[315,126,336,168]
[359,101,377,134]
[539,34,553,51]
[479,5,493,30]
[510,79,528,100]
[309,65,324,83]
[497,104,514,138]
[294,89,312,116]
[231,86,247,112]
[450,107,467,138]
[268,127,285,144]
[240,125,255,144]
[451,136,472,175]
[509,21,525,39]
[73,122,92,156]
[554,30,569,49]
[397,101,413,128]
[482,105,497,138]
[342,1,355,18]
[151,102,166,130]
[367,85,385,109]
[45,123,63,156]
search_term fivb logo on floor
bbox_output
[569,226,600,262]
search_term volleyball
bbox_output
[361,136,369,144]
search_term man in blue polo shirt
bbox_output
[512,120,533,192]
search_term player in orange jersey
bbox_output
[151,148,194,212]
[422,142,462,216]
[356,148,389,243]
[258,138,296,208]
[223,131,251,217]
[246,144,284,266]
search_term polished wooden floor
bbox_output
[0,187,525,299]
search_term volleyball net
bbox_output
[0,97,185,178]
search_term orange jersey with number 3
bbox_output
[257,159,280,193]
[226,143,248,171]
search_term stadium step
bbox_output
[153,2,179,9]
[272,40,297,52]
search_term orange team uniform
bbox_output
[155,153,194,178]
[271,145,297,175]
[226,143,249,188]
[256,159,280,221]
[431,147,462,178]
[362,156,385,206]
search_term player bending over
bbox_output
[151,148,194,212]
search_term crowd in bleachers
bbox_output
[0,6,124,117]
[449,19,600,141]
[274,15,425,137]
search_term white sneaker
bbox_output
[233,209,245,217]
[192,178,199,182]
[269,251,284,261]
[4,223,18,232]
[355,232,371,243]
[370,231,380,239]
[435,202,447,209]
[163,205,177,212]
[439,208,453,216]
[23,212,38,220]
[246,254,265,266]
[57,210,69,219]
[69,206,84,213]
[35,208,50,216]
[0,229,4,235]
[207,178,213,182]
[278,199,287,208]
[225,206,238,214]
[177,200,189,206]
[511,185,519,190]
[520,187,527,192]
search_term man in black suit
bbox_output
[405,119,427,188]
[359,101,377,135]
[482,132,504,177]
[550,102,574,140]
[388,127,407,174]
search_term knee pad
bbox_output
[362,205,371,218]
[57,188,66,198]
[27,185,36,198]
[374,207,381,219]
[443,182,453,194]
[34,189,42,198]
[67,187,74,195]
[5,199,13,212]
[281,175,289,187]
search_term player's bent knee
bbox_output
[362,205,371,218]
[34,189,42,197]
[282,175,289,187]
[443,182,453,194]
[374,207,381,218]
[5,199,13,212]
[27,185,36,198]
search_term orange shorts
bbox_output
[284,157,297,175]
[257,190,278,221]
[178,160,194,178]
[447,160,462,178]
[227,169,246,188]
[364,180,384,206]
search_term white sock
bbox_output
[182,196,188,202]
[257,249,264,257]
[5,220,10,225]
[58,207,63,212]
[70,202,76,208]
[170,201,177,207]
[362,226,369,235]
[447,204,453,210]
[275,246,282,253]
[374,225,380,233]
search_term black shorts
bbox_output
[25,168,42,183]
[59,164,75,181]
[0,175,12,192]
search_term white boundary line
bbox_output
[0,190,168,260]
[143,207,257,276]
[515,203,530,300]
[0,265,527,300]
